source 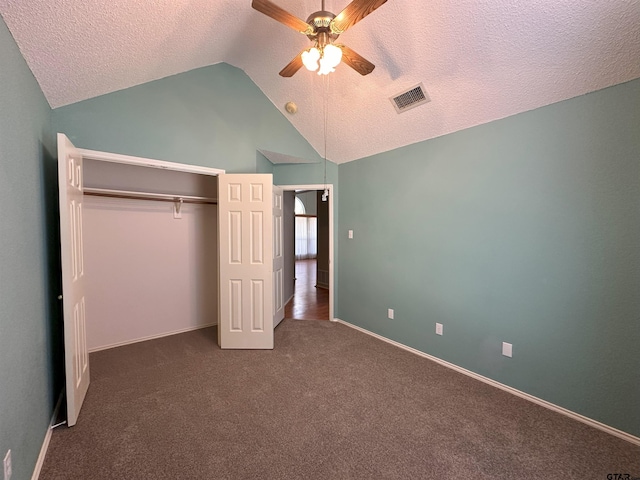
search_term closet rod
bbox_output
[83,187,217,205]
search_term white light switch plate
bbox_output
[387,308,394,319]
[436,323,443,336]
[348,230,353,239]
[502,342,513,358]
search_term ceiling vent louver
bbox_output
[390,83,430,113]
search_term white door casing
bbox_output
[273,186,284,328]
[57,133,90,426]
[218,174,274,349]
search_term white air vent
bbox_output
[390,83,430,113]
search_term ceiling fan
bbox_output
[252,0,389,77]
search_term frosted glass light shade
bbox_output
[323,44,342,68]
[317,56,335,75]
[301,48,320,71]
[302,44,342,75]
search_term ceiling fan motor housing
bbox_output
[306,11,339,42]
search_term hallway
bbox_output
[284,259,329,320]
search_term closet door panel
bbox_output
[58,133,90,427]
[218,174,274,349]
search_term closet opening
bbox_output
[81,158,221,353]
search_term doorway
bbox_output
[281,186,333,321]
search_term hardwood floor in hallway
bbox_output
[284,259,329,320]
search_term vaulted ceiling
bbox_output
[1,0,639,163]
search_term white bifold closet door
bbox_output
[218,174,275,349]
[57,133,90,427]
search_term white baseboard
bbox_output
[88,323,217,353]
[334,318,640,446]
[31,392,63,480]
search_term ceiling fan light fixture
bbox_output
[302,43,342,75]
[323,44,342,68]
[315,43,342,75]
[301,47,320,71]
[317,55,335,75]
[253,0,385,77]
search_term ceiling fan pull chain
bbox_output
[322,74,329,201]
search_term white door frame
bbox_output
[278,184,335,321]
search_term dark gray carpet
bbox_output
[40,319,639,479]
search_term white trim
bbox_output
[88,323,217,353]
[277,184,334,321]
[31,393,63,480]
[334,318,640,446]
[284,294,294,308]
[77,147,225,176]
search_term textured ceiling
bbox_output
[1,0,639,164]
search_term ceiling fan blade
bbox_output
[330,0,388,34]
[279,50,306,77]
[252,0,314,35]
[339,45,375,75]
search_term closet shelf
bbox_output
[83,187,217,205]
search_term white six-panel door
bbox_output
[57,133,90,426]
[218,174,274,349]
[272,186,284,328]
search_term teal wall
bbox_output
[256,152,274,174]
[0,17,57,480]
[52,63,322,173]
[338,79,640,437]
